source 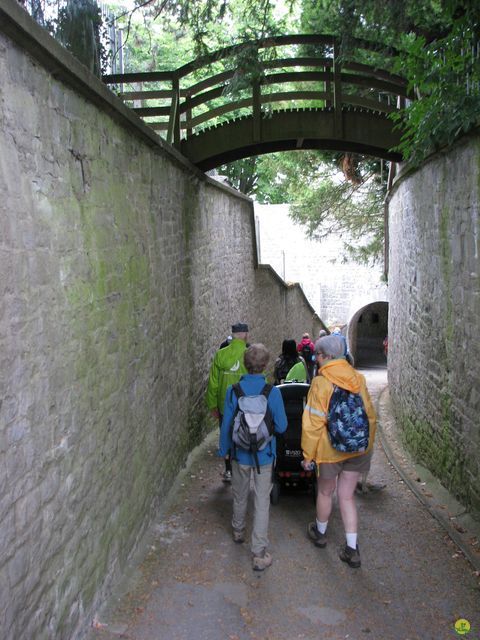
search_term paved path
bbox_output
[87,369,480,640]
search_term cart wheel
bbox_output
[270,482,280,505]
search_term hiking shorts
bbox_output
[317,450,372,479]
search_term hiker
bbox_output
[301,335,377,568]
[285,358,309,383]
[332,326,354,366]
[206,322,249,482]
[219,343,287,571]
[297,332,316,380]
[273,339,307,384]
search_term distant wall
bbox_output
[0,4,321,639]
[255,203,388,326]
[388,132,480,517]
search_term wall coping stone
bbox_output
[0,0,252,203]
[386,126,480,203]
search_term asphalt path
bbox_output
[87,368,480,640]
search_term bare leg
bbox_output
[316,477,337,522]
[337,470,361,533]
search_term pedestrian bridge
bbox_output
[103,34,411,170]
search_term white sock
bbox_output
[346,533,357,549]
[316,519,328,534]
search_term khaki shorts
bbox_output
[317,450,372,480]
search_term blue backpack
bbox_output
[327,386,369,453]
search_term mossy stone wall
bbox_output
[0,10,321,640]
[388,133,480,517]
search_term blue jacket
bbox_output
[219,374,288,466]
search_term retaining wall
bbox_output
[388,133,480,517]
[0,3,321,639]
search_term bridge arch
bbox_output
[103,34,411,169]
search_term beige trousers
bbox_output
[231,460,273,556]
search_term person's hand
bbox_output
[301,459,315,471]
[210,408,220,420]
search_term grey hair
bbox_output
[314,335,345,359]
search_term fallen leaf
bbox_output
[240,607,253,624]
[92,619,108,629]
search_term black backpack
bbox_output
[274,356,297,384]
[301,344,313,362]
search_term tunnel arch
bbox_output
[348,301,388,367]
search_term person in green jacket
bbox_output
[285,359,309,383]
[206,322,249,482]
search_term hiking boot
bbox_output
[232,529,245,544]
[339,544,361,568]
[307,522,327,548]
[222,470,232,483]
[252,551,272,571]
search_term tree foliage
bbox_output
[391,16,480,166]
[20,0,480,263]
[299,0,480,164]
[56,0,104,76]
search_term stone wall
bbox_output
[388,133,480,517]
[255,203,388,326]
[0,5,321,639]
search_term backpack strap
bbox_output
[261,383,273,398]
[232,382,245,399]
[260,383,275,444]
[230,384,244,461]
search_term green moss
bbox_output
[439,205,455,354]
[398,401,471,509]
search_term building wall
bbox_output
[0,7,321,639]
[255,203,388,327]
[388,133,480,516]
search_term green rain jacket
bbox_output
[206,338,248,414]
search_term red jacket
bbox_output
[297,338,315,354]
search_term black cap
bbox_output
[232,322,248,333]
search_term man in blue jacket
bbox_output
[219,343,287,571]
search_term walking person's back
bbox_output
[206,322,249,482]
[302,335,376,568]
[274,339,306,384]
[297,333,316,380]
[219,344,287,571]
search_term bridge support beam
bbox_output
[252,80,261,142]
[333,43,343,140]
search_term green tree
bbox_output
[56,0,104,76]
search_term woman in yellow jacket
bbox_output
[301,335,377,568]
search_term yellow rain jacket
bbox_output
[301,358,376,464]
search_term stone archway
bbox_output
[348,301,388,367]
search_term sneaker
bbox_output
[222,470,232,483]
[307,522,327,548]
[339,544,361,568]
[252,551,272,571]
[232,529,245,544]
